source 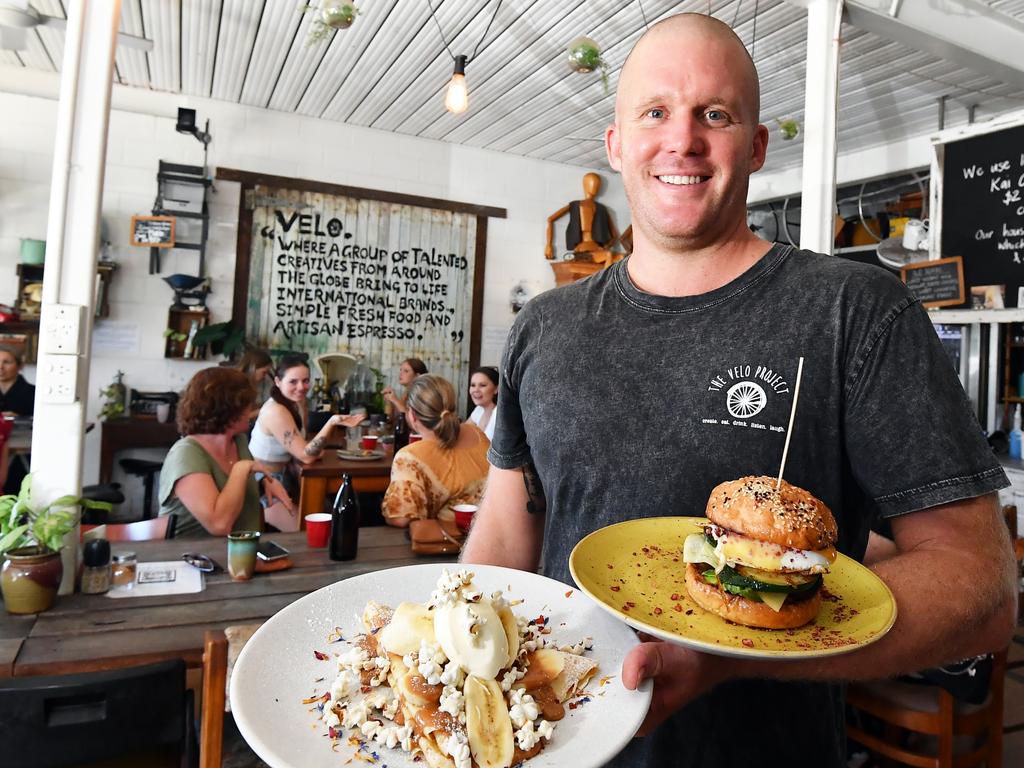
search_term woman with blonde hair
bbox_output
[382,374,489,527]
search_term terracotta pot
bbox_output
[1,546,63,614]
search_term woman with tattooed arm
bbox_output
[248,354,362,476]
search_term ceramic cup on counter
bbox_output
[156,403,171,423]
[227,531,260,581]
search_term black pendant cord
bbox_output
[425,0,504,64]
[636,0,649,30]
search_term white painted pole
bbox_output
[35,0,122,595]
[798,0,843,255]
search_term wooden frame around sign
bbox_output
[900,255,965,309]
[129,215,176,248]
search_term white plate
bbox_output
[231,563,651,768]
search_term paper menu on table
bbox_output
[105,560,204,598]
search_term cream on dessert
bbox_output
[316,568,598,768]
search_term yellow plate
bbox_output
[569,517,897,659]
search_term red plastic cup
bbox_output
[453,504,477,533]
[305,513,332,548]
[408,433,423,444]
[361,434,379,451]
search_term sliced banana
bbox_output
[497,605,519,668]
[434,600,509,679]
[378,601,437,657]
[464,675,514,768]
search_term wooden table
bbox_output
[99,418,181,484]
[295,451,393,522]
[0,527,450,677]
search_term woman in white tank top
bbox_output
[248,354,362,473]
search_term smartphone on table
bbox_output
[257,540,290,561]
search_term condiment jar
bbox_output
[81,538,112,595]
[111,551,138,589]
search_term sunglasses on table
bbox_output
[181,553,222,573]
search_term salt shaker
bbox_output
[81,539,112,595]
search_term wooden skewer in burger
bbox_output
[681,357,839,630]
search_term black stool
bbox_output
[119,459,163,520]
[80,482,125,525]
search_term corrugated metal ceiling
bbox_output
[3,0,1024,177]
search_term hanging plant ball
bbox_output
[567,36,603,73]
[321,1,358,30]
[777,118,800,141]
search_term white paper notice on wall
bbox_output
[482,325,511,364]
[92,320,141,356]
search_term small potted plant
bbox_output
[776,118,800,141]
[0,475,112,614]
[98,370,127,421]
[566,36,610,93]
[304,1,359,44]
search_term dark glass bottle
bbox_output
[329,473,360,561]
[393,412,410,452]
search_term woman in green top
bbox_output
[159,367,293,538]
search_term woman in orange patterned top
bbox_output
[381,374,489,527]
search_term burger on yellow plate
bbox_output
[682,476,839,629]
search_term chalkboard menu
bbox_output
[941,122,1024,307]
[130,215,175,247]
[901,256,965,308]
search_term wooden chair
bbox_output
[81,514,176,541]
[846,647,1007,768]
[200,630,228,768]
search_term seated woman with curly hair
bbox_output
[159,367,293,538]
[381,374,489,527]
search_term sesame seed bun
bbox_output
[705,476,837,551]
[683,563,823,630]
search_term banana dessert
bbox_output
[318,568,598,768]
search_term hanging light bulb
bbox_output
[445,55,469,114]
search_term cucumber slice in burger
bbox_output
[705,565,821,596]
[734,565,818,587]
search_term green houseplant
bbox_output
[191,321,246,361]
[0,475,112,614]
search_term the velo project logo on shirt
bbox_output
[702,363,794,433]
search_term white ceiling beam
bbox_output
[838,0,1024,90]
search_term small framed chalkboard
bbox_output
[130,215,175,248]
[901,256,965,309]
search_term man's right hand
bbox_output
[621,637,730,735]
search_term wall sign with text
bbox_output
[901,256,965,309]
[247,188,477,400]
[129,215,176,247]
[939,122,1024,306]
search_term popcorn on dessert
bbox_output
[508,688,540,728]
[440,659,466,688]
[559,636,594,655]
[439,684,465,721]
[445,731,472,768]
[514,718,554,751]
[500,666,526,692]
[429,568,475,609]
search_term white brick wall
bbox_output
[0,81,629,497]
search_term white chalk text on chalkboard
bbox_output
[901,256,965,309]
[940,123,1024,306]
[130,215,176,248]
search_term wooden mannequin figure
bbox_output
[545,173,623,271]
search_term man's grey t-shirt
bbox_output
[488,245,1006,768]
